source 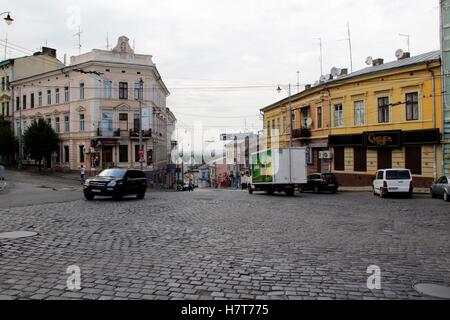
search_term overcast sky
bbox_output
[2,0,441,141]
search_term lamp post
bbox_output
[0,12,13,25]
[138,78,144,170]
[276,84,293,147]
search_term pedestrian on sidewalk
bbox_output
[80,165,86,184]
[188,178,193,192]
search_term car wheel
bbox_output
[266,188,274,195]
[444,191,449,202]
[299,186,304,193]
[431,191,437,198]
[136,192,145,200]
[84,192,94,200]
[407,192,413,199]
[314,186,320,193]
[285,188,295,196]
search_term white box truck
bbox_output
[248,148,307,196]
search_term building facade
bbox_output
[12,36,176,182]
[262,51,444,187]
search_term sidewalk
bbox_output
[339,186,430,194]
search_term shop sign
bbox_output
[364,131,401,148]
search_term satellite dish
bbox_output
[395,49,404,59]
[365,56,373,65]
[306,117,313,126]
[325,74,332,81]
[330,67,341,77]
[319,75,327,82]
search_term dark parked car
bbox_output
[299,173,339,193]
[430,176,450,202]
[83,168,147,200]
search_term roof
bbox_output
[261,50,441,112]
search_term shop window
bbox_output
[353,147,367,172]
[405,146,422,175]
[377,149,392,169]
[119,145,128,163]
[334,147,345,171]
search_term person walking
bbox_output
[80,165,86,184]
[188,178,193,192]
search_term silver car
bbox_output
[430,176,450,202]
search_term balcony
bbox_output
[129,128,152,139]
[96,127,120,137]
[292,128,311,139]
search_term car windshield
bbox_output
[386,170,411,180]
[98,169,126,178]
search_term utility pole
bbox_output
[288,84,293,147]
[18,86,22,169]
[138,78,144,170]
[73,26,82,55]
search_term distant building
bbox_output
[11,36,176,180]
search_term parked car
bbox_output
[372,169,413,198]
[83,168,147,200]
[430,176,450,202]
[298,173,339,193]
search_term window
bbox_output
[317,106,322,129]
[282,116,286,132]
[301,107,310,128]
[79,82,85,100]
[79,145,85,163]
[30,93,35,109]
[134,81,142,100]
[79,114,85,131]
[386,170,411,180]
[55,117,60,133]
[119,82,128,99]
[64,145,70,163]
[405,146,422,174]
[119,145,128,163]
[291,110,296,129]
[6,101,9,116]
[376,171,384,180]
[55,88,60,104]
[22,95,26,109]
[15,96,19,111]
[47,90,51,105]
[64,86,69,102]
[133,113,140,130]
[334,147,345,171]
[104,80,112,98]
[378,96,390,123]
[119,113,128,121]
[267,120,270,136]
[353,147,367,172]
[354,100,364,126]
[64,115,70,132]
[334,104,343,127]
[46,117,51,126]
[1,77,4,90]
[277,118,280,130]
[38,92,42,106]
[405,92,419,121]
[102,111,113,132]
[377,149,392,169]
[1,102,3,115]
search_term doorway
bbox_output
[102,146,113,168]
[377,149,392,169]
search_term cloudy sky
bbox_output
[2,0,441,141]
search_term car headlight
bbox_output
[84,179,90,186]
[107,180,117,187]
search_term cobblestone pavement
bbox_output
[0,187,449,300]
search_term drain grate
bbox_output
[0,231,38,239]
[413,283,450,299]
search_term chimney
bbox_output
[41,47,57,58]
[398,52,411,60]
[340,68,348,76]
[372,58,384,66]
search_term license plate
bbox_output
[91,189,101,193]
[390,187,398,190]
[329,184,335,187]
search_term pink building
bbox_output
[12,36,175,180]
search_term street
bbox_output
[0,171,449,300]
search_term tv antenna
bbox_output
[106,32,111,50]
[296,71,300,93]
[314,37,323,76]
[399,33,410,52]
[338,22,354,73]
[73,26,82,55]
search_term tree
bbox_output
[23,118,59,171]
[0,118,16,164]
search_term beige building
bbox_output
[12,36,176,184]
[1,47,64,120]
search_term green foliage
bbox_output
[0,118,16,158]
[23,118,59,169]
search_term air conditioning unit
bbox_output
[319,151,332,159]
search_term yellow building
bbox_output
[262,51,443,187]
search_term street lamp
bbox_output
[1,12,14,25]
[276,84,293,147]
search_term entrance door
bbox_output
[102,146,113,168]
[316,149,322,173]
[377,149,392,169]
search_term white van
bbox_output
[373,169,413,198]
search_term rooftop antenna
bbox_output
[296,71,300,93]
[399,33,410,52]
[106,32,111,50]
[3,33,7,60]
[73,26,82,55]
[338,22,354,73]
[314,37,323,76]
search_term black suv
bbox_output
[83,168,147,200]
[299,173,339,193]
